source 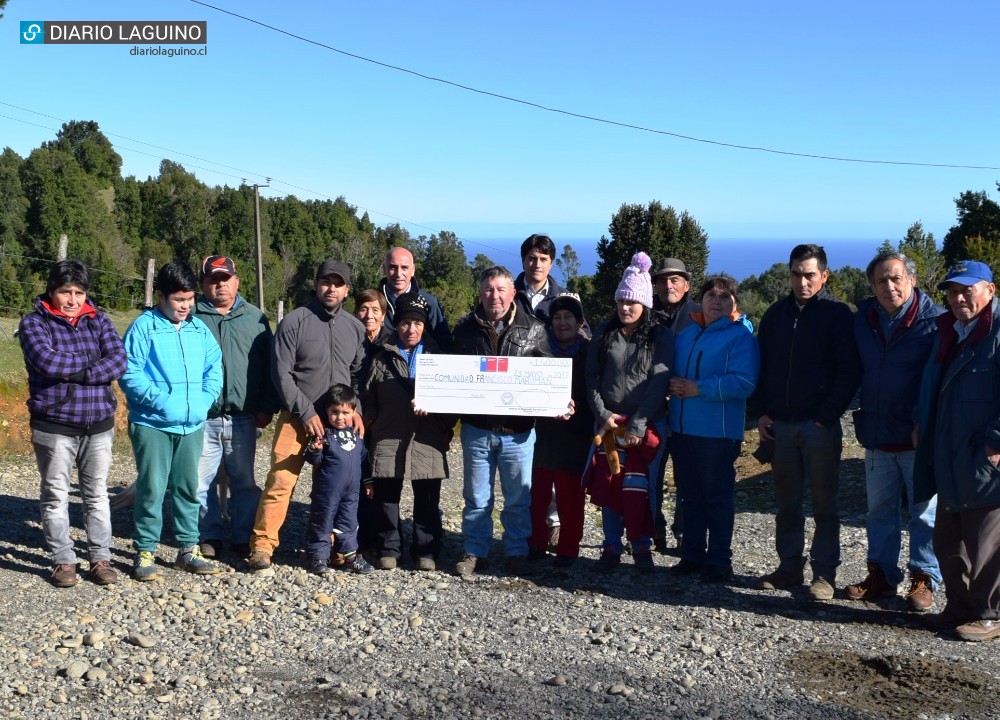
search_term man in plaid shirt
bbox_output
[19,259,127,588]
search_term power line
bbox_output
[189,0,1000,173]
[0,106,521,262]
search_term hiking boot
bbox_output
[377,556,397,570]
[230,542,252,559]
[596,548,621,572]
[759,568,804,590]
[87,559,118,585]
[176,546,221,575]
[416,557,436,572]
[307,558,331,576]
[247,550,272,571]
[51,563,79,588]
[632,547,655,573]
[955,619,1000,642]
[133,551,159,582]
[668,559,704,576]
[699,564,733,583]
[342,553,374,574]
[905,573,934,612]
[808,576,836,601]
[199,540,223,559]
[505,555,529,575]
[454,554,486,577]
[844,563,896,600]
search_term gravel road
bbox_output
[0,428,997,720]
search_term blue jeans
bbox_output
[672,434,741,567]
[771,420,842,581]
[460,424,535,558]
[32,428,115,565]
[864,449,940,587]
[197,415,261,545]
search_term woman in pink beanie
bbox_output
[584,252,674,573]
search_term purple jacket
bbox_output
[19,296,127,432]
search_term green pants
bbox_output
[130,423,205,552]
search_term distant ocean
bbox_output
[465,237,884,282]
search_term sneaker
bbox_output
[247,550,272,571]
[51,563,79,588]
[759,568,804,590]
[808,576,836,601]
[905,573,934,612]
[87,559,118,586]
[547,525,560,552]
[454,554,487,577]
[699,564,733,583]
[632,548,655,573]
[378,556,397,570]
[553,555,576,569]
[198,540,223,559]
[844,563,896,601]
[505,555,529,575]
[230,542,252,559]
[955,619,1000,642]
[133,551,159,582]
[342,553,374,574]
[176,546,221,575]
[596,548,621,572]
[416,557,436,572]
[307,558,331,576]
[668,559,704,576]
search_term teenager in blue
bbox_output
[120,261,223,581]
[304,384,373,576]
[668,275,759,582]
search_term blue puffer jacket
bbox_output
[914,298,1000,511]
[120,308,223,435]
[852,289,944,450]
[669,315,759,441]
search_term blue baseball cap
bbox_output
[937,260,994,290]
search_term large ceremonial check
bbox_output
[414,355,572,416]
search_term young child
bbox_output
[120,261,223,581]
[304,384,373,576]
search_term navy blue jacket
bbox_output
[748,287,861,428]
[852,289,944,450]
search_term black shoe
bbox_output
[596,548,621,572]
[653,536,669,554]
[699,564,733,583]
[342,553,374,574]
[308,558,331,576]
[230,542,252,559]
[668,559,704,576]
[553,555,577,569]
[505,555,529,575]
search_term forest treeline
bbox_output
[1,120,997,326]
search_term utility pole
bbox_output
[243,178,271,312]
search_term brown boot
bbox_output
[905,572,934,612]
[844,563,896,600]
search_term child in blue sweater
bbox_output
[304,384,373,575]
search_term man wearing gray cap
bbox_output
[914,260,1000,641]
[651,257,700,554]
[248,259,367,572]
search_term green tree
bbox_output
[592,201,709,318]
[942,187,1000,264]
[738,262,790,328]
[421,231,476,321]
[45,121,122,187]
[469,253,496,286]
[898,221,945,293]
[555,244,580,289]
[827,266,868,308]
[0,148,28,310]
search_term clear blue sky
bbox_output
[3,1,998,257]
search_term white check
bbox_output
[415,355,572,417]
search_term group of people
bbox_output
[20,235,1000,643]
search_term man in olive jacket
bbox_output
[194,256,280,559]
[451,266,552,577]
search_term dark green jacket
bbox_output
[195,294,280,417]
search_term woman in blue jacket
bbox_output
[668,276,759,582]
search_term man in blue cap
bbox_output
[914,260,1000,641]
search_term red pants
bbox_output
[529,468,585,558]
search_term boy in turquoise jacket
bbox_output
[120,261,223,581]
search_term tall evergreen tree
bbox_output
[942,187,1000,264]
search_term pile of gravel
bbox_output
[0,433,996,720]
